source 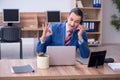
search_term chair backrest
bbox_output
[1,26,21,42]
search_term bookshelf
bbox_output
[74,0,103,46]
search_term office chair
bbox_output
[0,26,23,59]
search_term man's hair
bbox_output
[69,8,83,24]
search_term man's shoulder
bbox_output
[50,22,66,29]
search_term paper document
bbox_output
[108,63,120,71]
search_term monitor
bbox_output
[88,50,106,68]
[46,11,61,23]
[2,9,20,26]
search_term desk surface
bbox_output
[0,59,120,80]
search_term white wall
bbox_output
[0,0,74,12]
[102,0,120,44]
[0,0,120,44]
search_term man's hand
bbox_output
[41,22,52,42]
[77,25,85,41]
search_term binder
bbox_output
[91,22,95,32]
[93,0,101,8]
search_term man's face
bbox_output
[67,12,81,30]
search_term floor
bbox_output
[0,38,120,60]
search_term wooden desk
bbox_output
[0,59,120,80]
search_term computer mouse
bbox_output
[104,58,114,63]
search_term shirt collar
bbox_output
[66,23,70,32]
[66,23,76,32]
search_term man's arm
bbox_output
[36,23,52,53]
[36,40,46,53]
[78,32,90,58]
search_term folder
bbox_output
[11,64,35,73]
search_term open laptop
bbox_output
[46,46,76,66]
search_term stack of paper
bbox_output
[108,63,120,71]
[11,64,35,73]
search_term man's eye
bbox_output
[75,21,79,24]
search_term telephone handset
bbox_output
[75,24,86,33]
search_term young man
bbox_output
[36,8,90,58]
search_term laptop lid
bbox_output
[47,46,76,66]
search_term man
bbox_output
[36,8,90,58]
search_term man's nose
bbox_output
[71,21,75,26]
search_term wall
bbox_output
[0,0,120,44]
[0,0,74,12]
[102,0,120,44]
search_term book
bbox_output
[11,64,35,73]
[108,63,120,71]
[77,0,83,8]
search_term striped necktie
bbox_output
[65,30,73,46]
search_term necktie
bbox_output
[65,30,73,46]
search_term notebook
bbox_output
[11,64,34,73]
[46,46,76,66]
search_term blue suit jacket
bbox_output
[36,22,90,58]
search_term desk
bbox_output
[0,59,120,80]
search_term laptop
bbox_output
[46,46,76,66]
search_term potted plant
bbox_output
[111,0,120,31]
[37,52,49,69]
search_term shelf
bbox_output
[86,32,101,34]
[75,0,103,46]
[80,7,101,10]
[22,28,42,31]
[83,20,101,22]
[88,44,100,47]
